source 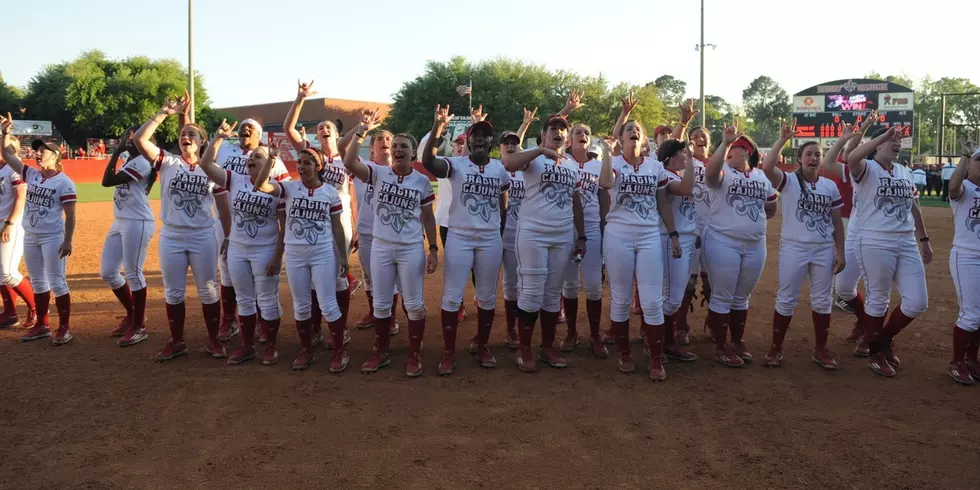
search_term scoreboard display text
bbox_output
[793,110,913,139]
[792,79,914,149]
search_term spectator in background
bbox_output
[96,139,106,158]
[911,164,927,197]
[925,164,939,197]
[74,147,86,159]
[942,158,956,201]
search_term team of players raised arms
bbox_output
[2,80,979,386]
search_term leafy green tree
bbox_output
[0,72,23,116]
[742,76,791,147]
[652,75,688,108]
[864,72,916,90]
[915,76,980,155]
[21,50,213,146]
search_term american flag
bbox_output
[456,81,472,96]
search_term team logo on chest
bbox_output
[679,195,696,222]
[726,178,767,221]
[693,165,711,207]
[965,196,980,241]
[222,154,249,175]
[461,172,501,223]
[539,163,576,209]
[25,185,55,227]
[233,190,274,238]
[320,164,350,190]
[617,173,659,219]
[288,196,330,244]
[168,171,209,218]
[579,170,599,204]
[507,180,525,220]
[796,189,833,238]
[114,182,131,210]
[0,176,6,197]
[873,176,914,223]
[376,181,420,233]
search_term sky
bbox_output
[4,0,979,110]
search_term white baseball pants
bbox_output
[515,224,574,313]
[603,225,664,325]
[0,223,25,286]
[285,243,340,322]
[702,228,767,314]
[854,234,927,318]
[951,248,980,332]
[159,226,219,305]
[370,238,425,321]
[775,241,835,316]
[442,229,501,311]
[562,224,602,301]
[662,233,697,316]
[227,242,282,320]
[101,218,155,290]
[24,232,68,296]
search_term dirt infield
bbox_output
[1,202,977,489]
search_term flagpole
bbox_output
[469,79,473,111]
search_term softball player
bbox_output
[560,123,608,358]
[946,142,980,384]
[0,124,76,345]
[422,106,509,374]
[213,118,289,343]
[597,122,680,382]
[675,126,711,346]
[99,129,156,347]
[345,123,439,377]
[759,122,845,369]
[282,80,361,348]
[199,121,286,365]
[655,139,698,364]
[840,125,931,378]
[702,123,777,367]
[501,114,585,372]
[0,134,36,331]
[133,99,232,361]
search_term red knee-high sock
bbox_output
[844,291,867,330]
[202,301,222,342]
[165,302,186,343]
[34,290,51,327]
[220,285,237,320]
[612,320,631,355]
[336,285,351,328]
[505,300,518,337]
[131,288,147,329]
[517,308,538,347]
[708,309,729,349]
[729,309,748,344]
[771,310,793,349]
[586,298,601,338]
[54,293,71,328]
[967,330,980,363]
[562,295,579,337]
[953,325,972,363]
[440,309,459,354]
[812,311,831,349]
[373,315,393,354]
[540,310,559,349]
[477,307,494,347]
[12,278,35,311]
[882,305,915,342]
[1,285,14,316]
[111,283,134,316]
[240,313,257,347]
[310,290,323,338]
[296,318,313,349]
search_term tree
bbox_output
[864,72,915,90]
[742,76,791,147]
[652,75,687,108]
[0,72,23,116]
[915,76,980,155]
[386,57,670,144]
[21,50,214,146]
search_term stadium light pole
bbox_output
[187,0,195,123]
[696,0,716,129]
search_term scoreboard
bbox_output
[792,79,914,150]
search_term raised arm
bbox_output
[0,116,26,175]
[821,121,858,178]
[284,80,317,153]
[199,119,239,187]
[101,131,137,187]
[502,146,558,173]
[558,90,584,119]
[671,99,698,140]
[598,137,616,189]
[611,90,637,139]
[135,96,188,163]
[706,121,742,188]
[421,105,453,179]
[949,138,977,201]
[667,149,696,196]
[253,147,281,196]
[844,110,878,163]
[343,114,381,183]
[516,107,538,145]
[846,125,903,179]
[762,119,797,188]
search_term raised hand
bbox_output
[434,104,454,128]
[680,98,699,125]
[179,90,192,115]
[722,120,742,145]
[215,119,239,139]
[522,106,539,125]
[840,120,858,140]
[470,104,487,123]
[779,118,800,140]
[297,79,317,99]
[0,112,12,135]
[621,90,638,115]
[960,136,977,156]
[887,125,904,141]
[358,108,383,132]
[860,109,879,132]
[565,89,585,112]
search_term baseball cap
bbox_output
[544,114,569,129]
[654,125,672,138]
[454,134,466,144]
[31,140,61,160]
[466,120,493,139]
[499,131,520,145]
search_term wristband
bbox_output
[3,220,11,226]
[668,231,679,238]
[355,132,366,139]
[918,236,930,243]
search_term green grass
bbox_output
[75,181,436,203]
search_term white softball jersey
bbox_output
[435,177,452,227]
[660,170,697,236]
[22,166,76,236]
[278,180,343,247]
[0,163,25,224]
[604,155,668,229]
[573,157,603,226]
[705,166,777,242]
[444,156,510,233]
[354,158,382,237]
[367,163,435,245]
[303,141,351,220]
[850,159,918,236]
[502,170,525,248]
[154,151,226,229]
[216,144,290,181]
[113,154,155,221]
[776,172,843,245]
[518,154,581,233]
[950,180,980,254]
[692,157,710,230]
[220,171,284,247]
